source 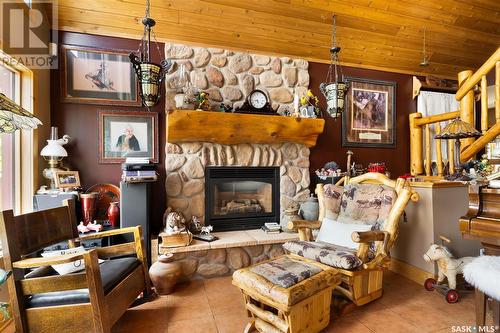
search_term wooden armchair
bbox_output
[0,200,151,333]
[287,173,419,306]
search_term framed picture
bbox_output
[61,45,140,106]
[98,111,158,164]
[342,77,396,148]
[54,171,81,189]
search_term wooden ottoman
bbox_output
[232,254,340,333]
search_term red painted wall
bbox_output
[51,31,166,234]
[50,32,416,233]
[308,62,417,184]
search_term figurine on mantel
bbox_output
[163,208,187,235]
[160,208,192,247]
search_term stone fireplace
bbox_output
[205,166,280,231]
[166,141,312,227]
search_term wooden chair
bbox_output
[288,173,419,306]
[0,199,151,333]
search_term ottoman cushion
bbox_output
[233,255,338,307]
[249,255,323,288]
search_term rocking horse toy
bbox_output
[423,236,475,303]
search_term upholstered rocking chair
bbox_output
[285,172,419,306]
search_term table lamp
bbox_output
[435,118,482,179]
[0,92,42,132]
[40,126,70,188]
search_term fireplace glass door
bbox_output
[205,167,279,231]
[212,180,273,217]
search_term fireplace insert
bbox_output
[205,166,280,231]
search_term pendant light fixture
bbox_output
[0,93,42,132]
[320,14,348,119]
[420,27,429,67]
[129,0,172,109]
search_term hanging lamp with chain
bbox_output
[129,0,172,109]
[320,14,348,119]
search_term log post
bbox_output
[425,124,431,176]
[435,123,443,176]
[458,70,475,150]
[496,61,500,123]
[448,139,455,174]
[409,113,423,176]
[481,75,488,133]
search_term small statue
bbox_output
[163,207,186,235]
[219,103,232,113]
[200,225,213,235]
[188,216,203,234]
[423,243,474,290]
[87,221,103,232]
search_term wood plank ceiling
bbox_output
[56,0,500,79]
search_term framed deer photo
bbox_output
[342,77,396,148]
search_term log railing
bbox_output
[410,47,500,177]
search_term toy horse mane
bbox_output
[438,245,454,259]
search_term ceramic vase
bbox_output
[107,202,120,227]
[281,207,302,233]
[80,193,97,225]
[149,254,182,295]
[300,195,319,221]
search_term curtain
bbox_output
[416,91,460,166]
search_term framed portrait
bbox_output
[61,45,140,106]
[98,111,158,164]
[54,171,81,189]
[342,77,396,148]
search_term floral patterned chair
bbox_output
[284,172,419,306]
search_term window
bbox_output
[0,64,20,212]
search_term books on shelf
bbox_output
[262,222,281,234]
[121,162,158,183]
[125,157,151,164]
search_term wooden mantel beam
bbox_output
[167,110,325,147]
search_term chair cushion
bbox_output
[316,218,372,249]
[322,184,344,220]
[26,257,140,308]
[283,240,363,270]
[249,255,322,288]
[338,183,396,229]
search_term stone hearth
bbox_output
[157,230,298,280]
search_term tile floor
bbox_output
[112,271,493,333]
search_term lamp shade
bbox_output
[435,118,482,140]
[0,93,42,132]
[40,140,68,157]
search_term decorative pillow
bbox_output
[322,184,344,220]
[41,246,104,275]
[283,241,363,270]
[338,184,396,227]
[316,218,372,249]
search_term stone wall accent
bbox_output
[165,43,309,114]
[172,244,286,280]
[166,142,311,225]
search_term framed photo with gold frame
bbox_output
[342,77,396,148]
[54,171,81,189]
[98,110,158,164]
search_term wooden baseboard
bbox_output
[389,258,435,285]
